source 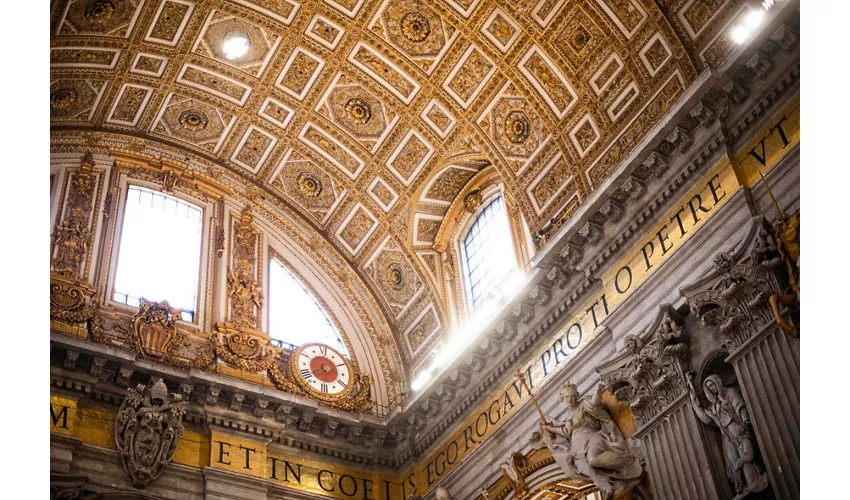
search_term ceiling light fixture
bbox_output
[730,0,780,45]
[222,32,250,60]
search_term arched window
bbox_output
[460,194,517,310]
[268,258,349,356]
[113,186,203,321]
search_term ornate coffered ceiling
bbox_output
[50,0,747,378]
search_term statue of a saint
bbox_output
[687,373,769,499]
[530,382,645,499]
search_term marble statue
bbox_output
[529,382,646,499]
[687,373,769,499]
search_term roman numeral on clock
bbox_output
[319,346,328,356]
[339,380,347,389]
[300,368,312,379]
[321,383,329,393]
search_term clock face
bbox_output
[296,344,351,395]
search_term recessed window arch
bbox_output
[112,186,203,321]
[268,258,349,357]
[460,194,517,310]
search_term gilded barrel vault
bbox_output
[49,0,801,499]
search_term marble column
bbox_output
[636,395,733,500]
[726,323,800,499]
[683,217,800,500]
[598,306,734,500]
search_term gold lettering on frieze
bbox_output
[735,93,800,188]
[209,432,267,479]
[206,432,410,499]
[408,158,742,495]
[50,395,78,436]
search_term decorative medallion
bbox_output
[344,97,372,124]
[270,149,343,224]
[504,110,530,144]
[83,0,116,24]
[151,94,236,154]
[51,88,78,110]
[369,0,458,74]
[177,110,208,131]
[297,172,323,197]
[386,263,407,291]
[115,379,186,488]
[363,237,422,316]
[570,25,592,53]
[401,12,431,43]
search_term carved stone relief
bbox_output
[227,206,263,331]
[687,373,769,499]
[601,307,689,428]
[114,379,186,488]
[685,223,793,353]
[51,154,97,281]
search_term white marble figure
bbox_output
[688,373,769,499]
[529,382,645,499]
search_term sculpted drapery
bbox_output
[688,374,769,499]
[530,383,645,498]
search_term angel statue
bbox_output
[529,382,647,499]
[687,373,769,499]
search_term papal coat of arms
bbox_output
[114,378,186,487]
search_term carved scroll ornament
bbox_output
[119,299,213,369]
[50,278,103,341]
